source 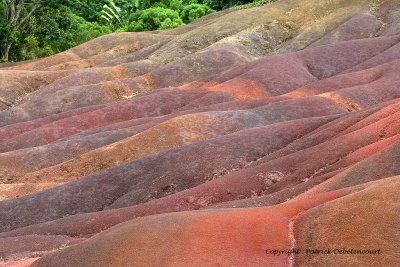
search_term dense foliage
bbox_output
[129,7,184,31]
[203,0,252,10]
[0,0,267,62]
[181,4,214,23]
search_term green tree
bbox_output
[129,7,183,31]
[203,0,254,10]
[8,4,111,60]
[68,0,109,22]
[181,3,213,23]
[67,13,111,47]
[101,1,124,28]
[1,0,44,61]
[2,0,258,62]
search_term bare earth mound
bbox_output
[1,0,400,266]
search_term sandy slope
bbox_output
[1,0,400,266]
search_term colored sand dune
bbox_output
[1,0,400,266]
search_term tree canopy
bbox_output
[0,0,268,62]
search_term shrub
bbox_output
[129,7,183,31]
[181,4,214,23]
[203,0,254,10]
[68,14,112,47]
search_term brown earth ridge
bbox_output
[1,0,400,266]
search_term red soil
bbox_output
[1,0,400,265]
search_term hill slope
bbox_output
[1,0,400,266]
